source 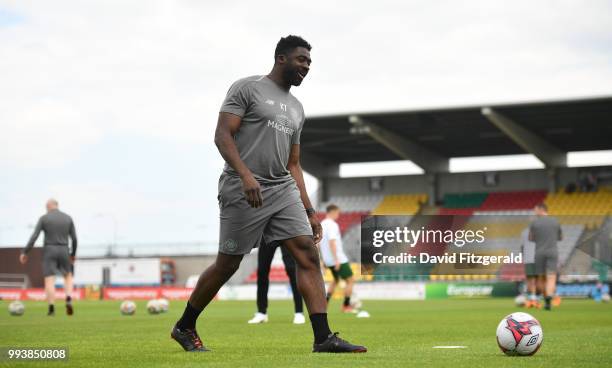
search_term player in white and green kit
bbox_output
[171,35,366,353]
[319,204,356,313]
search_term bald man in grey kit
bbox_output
[20,199,77,316]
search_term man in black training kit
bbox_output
[171,35,366,353]
[247,239,305,325]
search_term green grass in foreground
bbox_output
[1,298,611,368]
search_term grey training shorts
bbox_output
[534,251,558,275]
[217,175,313,255]
[42,245,72,277]
[524,263,537,277]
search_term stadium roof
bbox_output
[300,96,612,176]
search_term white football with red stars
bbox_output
[496,312,543,356]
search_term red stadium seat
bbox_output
[479,190,547,211]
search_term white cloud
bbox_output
[0,98,101,167]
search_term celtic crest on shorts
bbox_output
[223,239,238,252]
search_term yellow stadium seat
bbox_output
[371,193,428,215]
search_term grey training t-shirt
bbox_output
[529,216,562,256]
[23,209,78,256]
[219,75,305,185]
[520,228,535,264]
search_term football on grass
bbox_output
[8,301,25,316]
[514,294,526,307]
[147,299,162,314]
[120,300,136,315]
[157,298,169,313]
[496,312,543,356]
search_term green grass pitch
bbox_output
[1,298,611,367]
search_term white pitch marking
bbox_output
[432,346,467,349]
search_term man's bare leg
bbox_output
[64,273,74,315]
[171,252,244,352]
[545,272,556,297]
[64,273,74,297]
[281,235,329,344]
[282,235,366,352]
[345,277,354,298]
[326,279,337,302]
[544,272,557,310]
[527,276,536,295]
[533,274,547,308]
[340,276,355,311]
[44,276,56,315]
[176,253,243,329]
[526,276,536,307]
[282,236,327,314]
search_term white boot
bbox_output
[293,312,305,324]
[247,312,268,324]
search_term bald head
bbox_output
[46,198,58,212]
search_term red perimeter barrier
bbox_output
[0,288,84,301]
[0,287,195,301]
[103,287,194,300]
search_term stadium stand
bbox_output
[371,194,427,215]
[545,189,612,228]
[443,192,488,209]
[369,187,611,282]
[479,190,547,211]
[545,189,612,217]
[319,194,384,212]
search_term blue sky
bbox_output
[1,1,611,250]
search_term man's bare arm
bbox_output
[287,144,322,243]
[214,112,262,208]
[23,218,42,255]
[69,220,78,258]
[287,144,314,210]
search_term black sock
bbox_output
[545,296,552,305]
[326,293,331,302]
[176,302,203,330]
[294,303,303,314]
[48,304,55,313]
[310,313,332,344]
[66,296,72,303]
[343,296,351,307]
